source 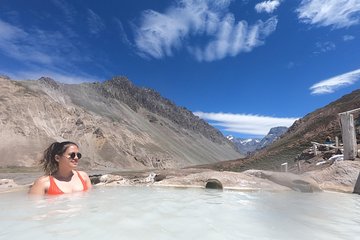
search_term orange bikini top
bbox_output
[47,171,88,195]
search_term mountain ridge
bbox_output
[227,126,288,155]
[0,76,241,170]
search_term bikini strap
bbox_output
[47,175,64,195]
[76,171,88,191]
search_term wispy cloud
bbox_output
[133,0,278,61]
[194,112,298,136]
[0,20,54,65]
[0,19,89,65]
[255,0,282,14]
[194,16,278,62]
[87,9,105,34]
[0,18,26,40]
[310,68,360,94]
[287,61,295,69]
[51,0,77,23]
[296,0,360,29]
[314,41,336,53]
[343,35,355,41]
[0,18,102,83]
[3,69,100,84]
[114,18,133,47]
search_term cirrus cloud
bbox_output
[296,0,360,29]
[310,68,360,94]
[133,0,278,62]
[87,9,106,34]
[0,18,103,83]
[2,69,99,84]
[0,19,81,65]
[194,111,298,136]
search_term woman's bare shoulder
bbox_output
[32,176,51,188]
[35,175,50,183]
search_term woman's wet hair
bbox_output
[40,141,78,175]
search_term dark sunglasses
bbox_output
[67,152,82,160]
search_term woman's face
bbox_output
[57,145,81,169]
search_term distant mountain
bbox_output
[227,126,288,155]
[257,126,288,149]
[227,136,261,155]
[0,76,241,170]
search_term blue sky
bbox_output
[1,0,360,138]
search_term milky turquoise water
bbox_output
[1,186,360,240]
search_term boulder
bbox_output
[244,170,321,193]
[304,160,360,193]
[0,179,20,193]
[97,174,131,186]
[154,170,291,192]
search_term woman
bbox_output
[29,141,92,195]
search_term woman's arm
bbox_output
[28,176,48,195]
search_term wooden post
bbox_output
[281,162,288,172]
[313,143,318,156]
[297,161,301,173]
[354,172,360,194]
[339,113,357,160]
[335,136,339,147]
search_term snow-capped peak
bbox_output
[240,139,253,144]
[226,135,234,141]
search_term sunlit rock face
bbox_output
[257,126,288,150]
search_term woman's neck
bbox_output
[53,169,74,181]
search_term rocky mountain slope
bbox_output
[227,126,288,155]
[0,76,241,170]
[197,89,360,172]
[257,126,288,150]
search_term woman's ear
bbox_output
[55,155,60,162]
